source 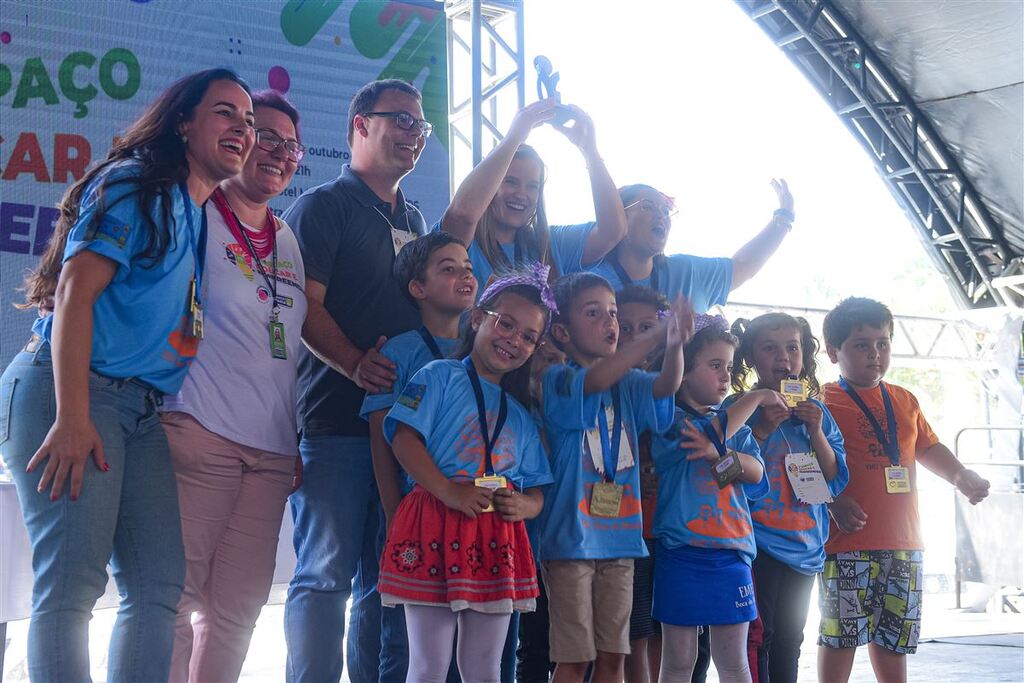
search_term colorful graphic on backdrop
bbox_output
[0,0,449,369]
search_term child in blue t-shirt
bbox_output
[536,272,692,682]
[378,266,555,683]
[361,232,478,524]
[651,315,788,682]
[728,313,849,683]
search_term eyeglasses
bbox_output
[481,310,540,348]
[361,111,433,138]
[255,128,305,162]
[624,198,678,220]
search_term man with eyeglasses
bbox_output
[282,79,430,683]
[590,180,795,313]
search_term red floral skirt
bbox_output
[379,486,539,613]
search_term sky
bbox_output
[505,0,957,315]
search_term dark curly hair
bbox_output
[730,313,821,397]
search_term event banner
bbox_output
[0,0,450,367]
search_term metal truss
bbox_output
[736,0,1018,309]
[726,301,1001,369]
[445,0,525,194]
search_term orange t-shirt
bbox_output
[822,381,939,554]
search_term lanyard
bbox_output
[179,182,208,304]
[839,377,900,465]
[609,251,661,290]
[212,190,279,319]
[679,402,728,456]
[417,327,444,360]
[588,386,623,482]
[463,357,509,476]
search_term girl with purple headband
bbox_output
[377,264,557,682]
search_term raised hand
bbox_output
[507,98,559,145]
[771,178,793,214]
[550,105,598,156]
[666,296,696,349]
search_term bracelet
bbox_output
[773,208,795,222]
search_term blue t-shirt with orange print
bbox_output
[725,396,849,574]
[383,359,553,490]
[652,407,768,566]
[536,364,674,561]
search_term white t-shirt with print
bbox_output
[162,204,308,456]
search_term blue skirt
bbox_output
[652,541,757,626]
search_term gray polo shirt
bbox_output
[285,165,426,437]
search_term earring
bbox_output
[180,134,189,144]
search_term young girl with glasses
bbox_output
[377,265,556,682]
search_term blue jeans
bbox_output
[285,435,384,683]
[0,343,185,682]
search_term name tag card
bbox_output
[784,452,832,504]
[884,466,911,494]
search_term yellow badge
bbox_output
[780,377,808,407]
[589,481,624,518]
[884,466,911,494]
[475,475,507,512]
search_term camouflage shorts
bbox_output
[817,550,923,654]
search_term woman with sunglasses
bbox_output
[590,181,795,313]
[441,100,628,292]
[159,90,308,683]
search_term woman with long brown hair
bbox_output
[0,68,254,681]
[440,100,628,293]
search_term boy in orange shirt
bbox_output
[817,297,990,683]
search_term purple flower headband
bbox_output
[694,313,729,334]
[479,262,559,329]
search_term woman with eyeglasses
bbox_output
[159,89,308,683]
[440,100,628,293]
[590,181,795,314]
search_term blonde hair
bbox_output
[474,144,558,279]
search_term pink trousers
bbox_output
[161,411,295,683]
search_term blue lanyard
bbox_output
[462,357,508,476]
[839,377,899,465]
[417,327,444,360]
[586,386,623,483]
[179,182,207,304]
[679,402,728,456]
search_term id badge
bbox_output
[475,474,507,512]
[391,227,417,256]
[189,278,204,339]
[269,321,287,360]
[712,450,743,489]
[784,452,832,504]
[780,377,808,407]
[884,466,911,494]
[589,481,624,518]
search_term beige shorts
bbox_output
[541,558,634,663]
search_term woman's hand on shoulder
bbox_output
[27,416,108,501]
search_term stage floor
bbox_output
[2,587,1021,682]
